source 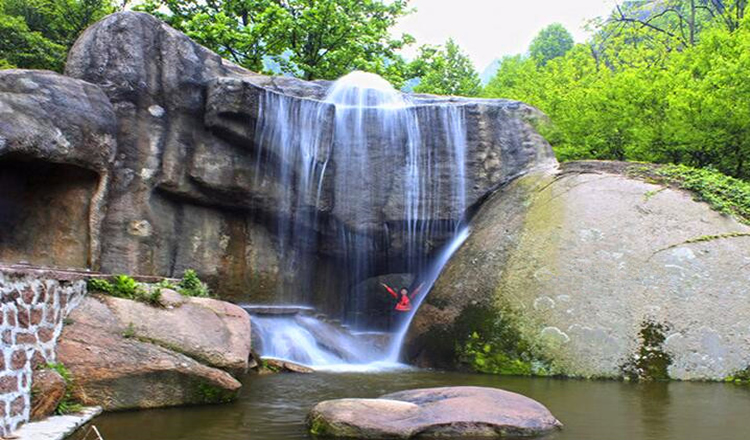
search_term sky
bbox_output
[391,0,618,71]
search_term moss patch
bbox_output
[652,231,750,257]
[725,366,750,385]
[621,320,673,381]
[454,304,554,376]
[197,381,235,404]
[628,164,750,225]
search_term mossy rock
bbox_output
[406,162,750,380]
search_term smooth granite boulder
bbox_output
[56,294,249,409]
[307,386,562,438]
[406,161,750,380]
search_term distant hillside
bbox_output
[480,58,501,85]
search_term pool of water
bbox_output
[83,371,750,440]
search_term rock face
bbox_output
[30,370,66,420]
[0,70,116,269]
[0,10,553,309]
[406,161,750,380]
[63,11,285,303]
[56,294,250,409]
[307,386,562,438]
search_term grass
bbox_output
[87,275,162,306]
[43,362,84,415]
[86,269,214,305]
[629,164,750,225]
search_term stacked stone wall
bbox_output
[0,268,86,436]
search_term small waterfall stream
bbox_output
[249,71,471,370]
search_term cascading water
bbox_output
[252,90,332,303]
[250,71,471,370]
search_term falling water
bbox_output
[251,71,471,369]
[323,72,468,326]
[252,90,332,302]
[385,227,470,362]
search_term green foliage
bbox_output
[0,13,65,70]
[111,274,138,297]
[622,320,672,381]
[122,322,135,338]
[529,23,574,65]
[725,366,750,384]
[409,38,481,96]
[87,275,162,306]
[138,0,413,83]
[456,306,552,376]
[178,269,211,298]
[483,5,750,180]
[86,277,114,294]
[655,165,750,223]
[631,164,750,223]
[43,362,83,415]
[0,0,117,71]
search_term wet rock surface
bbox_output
[307,386,562,438]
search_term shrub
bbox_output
[178,269,211,297]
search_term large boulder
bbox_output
[64,11,286,302]
[0,70,116,269]
[0,69,116,172]
[405,161,750,380]
[307,386,562,438]
[104,290,251,375]
[56,294,250,410]
[55,11,555,308]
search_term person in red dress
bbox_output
[381,282,425,312]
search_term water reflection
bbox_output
[84,372,750,440]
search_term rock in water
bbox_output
[260,358,314,374]
[30,369,67,420]
[406,161,750,380]
[56,294,250,410]
[307,386,562,438]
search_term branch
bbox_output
[613,3,687,46]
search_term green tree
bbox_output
[139,0,414,82]
[409,38,481,96]
[0,0,117,71]
[0,13,66,70]
[483,5,750,179]
[529,23,574,65]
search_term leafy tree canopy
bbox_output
[483,1,750,180]
[0,0,117,71]
[409,38,481,96]
[138,0,415,83]
[529,23,574,65]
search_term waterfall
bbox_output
[252,91,332,303]
[323,72,469,325]
[250,71,471,369]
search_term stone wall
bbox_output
[0,267,86,436]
